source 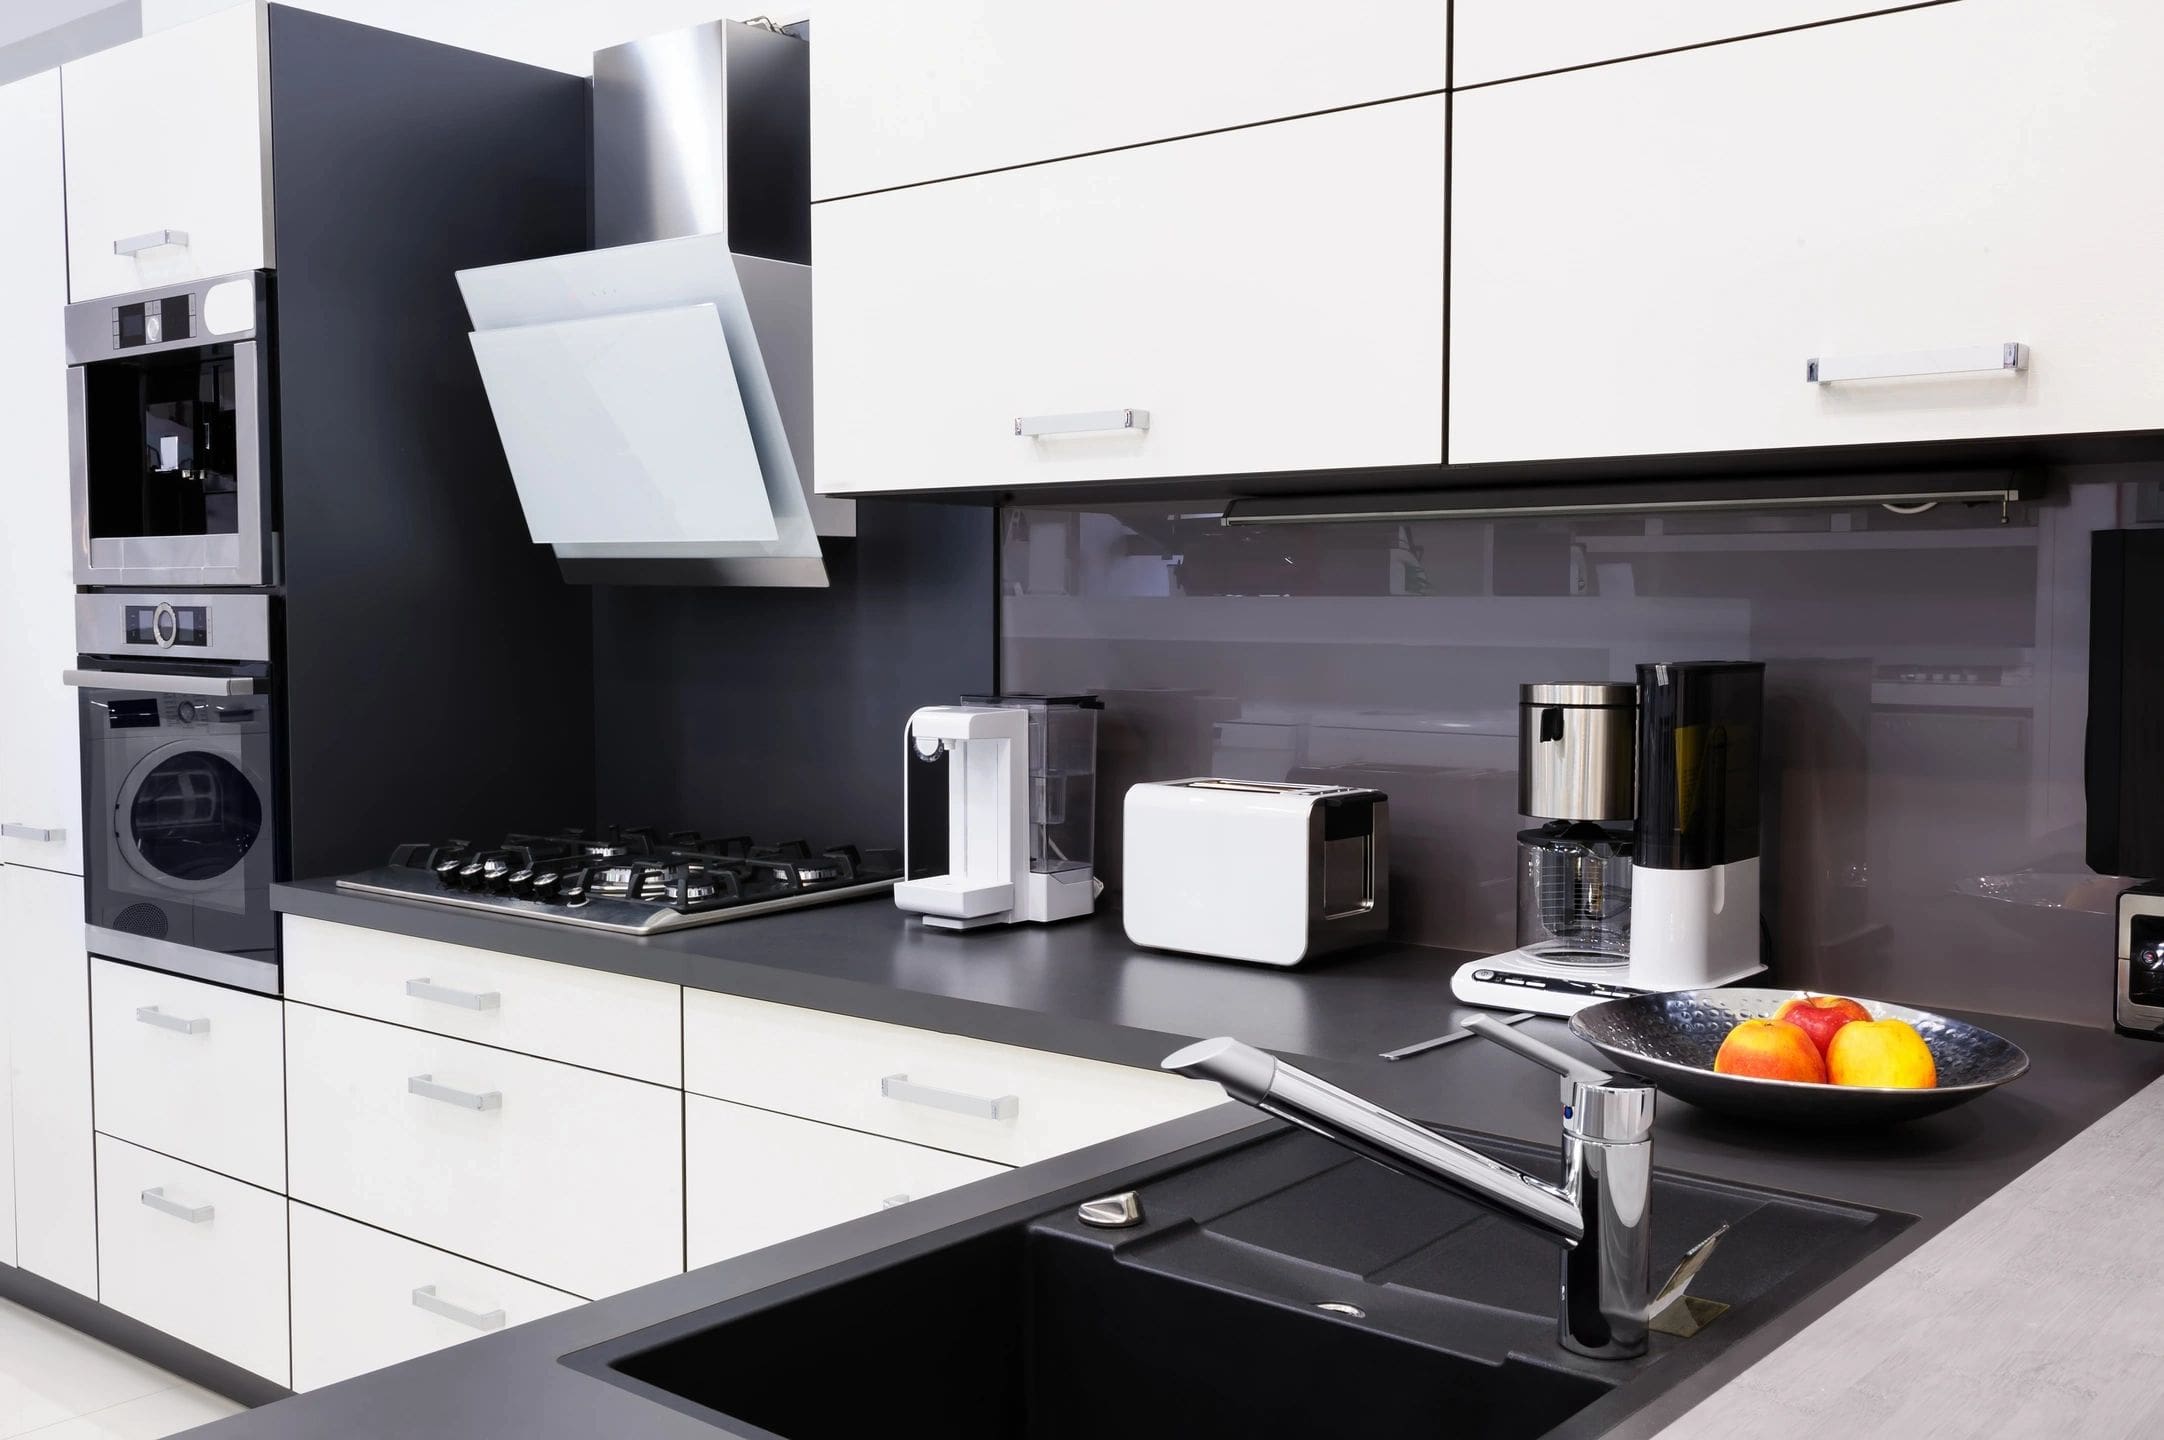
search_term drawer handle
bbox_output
[0,823,65,842]
[135,1005,210,1036]
[880,1194,912,1210]
[114,228,190,256]
[405,978,502,1011]
[411,1285,505,1332]
[1014,408,1150,438]
[140,1187,214,1224]
[408,1074,503,1112]
[880,1073,1018,1122]
[1806,343,2026,385]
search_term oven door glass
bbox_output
[82,344,243,542]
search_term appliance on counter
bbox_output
[67,272,275,589]
[458,18,850,587]
[1122,779,1389,966]
[897,695,1102,930]
[65,593,278,992]
[1455,664,1767,1017]
[335,827,902,935]
[2115,883,2164,1040]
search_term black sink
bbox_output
[570,1127,1911,1439]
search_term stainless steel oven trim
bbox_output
[65,671,256,697]
[74,592,273,664]
[70,333,273,589]
[87,926,279,995]
[63,272,262,362]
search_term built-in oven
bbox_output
[65,271,276,589]
[65,592,280,993]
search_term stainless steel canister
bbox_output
[1518,682,1636,822]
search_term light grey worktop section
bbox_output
[200,882,2164,1440]
[1655,1071,2164,1440]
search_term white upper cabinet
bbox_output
[0,70,83,877]
[62,2,268,301]
[811,0,1448,200]
[1449,0,2164,464]
[815,96,1447,495]
[1452,0,1918,88]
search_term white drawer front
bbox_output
[1454,0,1905,88]
[284,1003,682,1299]
[686,1096,1005,1268]
[91,960,285,1191]
[95,1134,289,1386]
[289,1201,583,1392]
[813,0,1447,199]
[684,991,1221,1167]
[813,96,1446,496]
[283,915,681,1086]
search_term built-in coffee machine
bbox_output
[1454,662,1766,1017]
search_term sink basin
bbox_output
[569,1126,1910,1439]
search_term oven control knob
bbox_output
[176,701,200,723]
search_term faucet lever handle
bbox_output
[1463,1014,1613,1086]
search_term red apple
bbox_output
[1712,1018,1827,1083]
[1771,994,1873,1060]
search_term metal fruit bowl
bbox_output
[1569,988,2030,1125]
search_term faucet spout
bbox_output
[1164,1033,1657,1360]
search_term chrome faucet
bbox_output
[1163,1015,1657,1359]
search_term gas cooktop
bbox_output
[334,827,903,935]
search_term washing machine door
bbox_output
[117,739,266,893]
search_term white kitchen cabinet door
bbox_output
[94,1135,289,1385]
[284,1003,683,1299]
[0,70,83,878]
[0,886,12,1269]
[61,2,268,301]
[91,960,286,1191]
[1452,0,1924,88]
[685,1096,1004,1268]
[4,864,95,1296]
[812,0,1448,200]
[814,96,1446,496]
[288,1202,583,1392]
[1450,0,2164,464]
[684,991,1223,1168]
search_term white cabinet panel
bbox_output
[0,70,83,878]
[812,0,1448,199]
[1453,0,1920,88]
[91,960,285,1191]
[284,1003,683,1299]
[814,97,1446,495]
[685,1096,1004,1268]
[283,916,682,1086]
[1450,0,2164,463]
[288,1202,582,1392]
[684,991,1221,1168]
[94,1135,289,1385]
[4,864,95,1296]
[62,3,268,301]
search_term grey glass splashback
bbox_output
[1002,471,2164,1026]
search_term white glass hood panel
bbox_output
[468,304,780,546]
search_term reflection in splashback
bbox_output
[1001,471,2157,1027]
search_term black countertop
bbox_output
[191,883,2164,1439]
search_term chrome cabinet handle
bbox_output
[880,1194,912,1210]
[411,1285,505,1332]
[135,1005,210,1036]
[63,669,256,697]
[408,1074,502,1111]
[1806,343,2026,384]
[140,1187,214,1223]
[405,978,501,1011]
[880,1073,1018,1122]
[0,823,65,842]
[114,228,189,255]
[1014,408,1151,437]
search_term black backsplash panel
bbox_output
[591,501,996,851]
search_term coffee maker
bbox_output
[895,694,1101,929]
[1453,663,1766,1016]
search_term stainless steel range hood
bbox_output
[457,18,845,587]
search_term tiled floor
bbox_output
[0,1300,240,1439]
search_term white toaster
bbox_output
[1121,779,1390,966]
